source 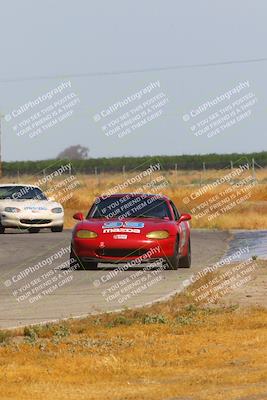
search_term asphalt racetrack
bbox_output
[0,229,231,329]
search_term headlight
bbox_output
[76,230,98,239]
[146,230,169,239]
[4,207,21,213]
[51,207,63,214]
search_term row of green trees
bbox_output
[2,151,267,176]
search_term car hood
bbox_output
[0,199,63,212]
[74,218,175,236]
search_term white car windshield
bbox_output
[0,186,47,201]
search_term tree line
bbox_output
[3,151,267,176]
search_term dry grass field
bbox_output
[0,169,267,229]
[0,264,267,400]
[2,167,265,229]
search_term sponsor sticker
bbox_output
[113,234,128,240]
[103,228,140,234]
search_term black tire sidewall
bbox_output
[166,237,179,270]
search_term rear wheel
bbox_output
[0,226,5,234]
[51,225,64,233]
[29,228,40,233]
[165,237,179,270]
[70,250,98,270]
[179,238,191,268]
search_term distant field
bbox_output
[1,168,267,230]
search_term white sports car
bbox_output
[0,184,64,234]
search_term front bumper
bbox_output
[72,236,176,264]
[1,212,64,229]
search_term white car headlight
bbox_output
[51,207,63,214]
[4,207,21,213]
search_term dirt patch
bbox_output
[219,260,267,308]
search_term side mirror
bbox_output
[73,212,84,221]
[178,213,191,223]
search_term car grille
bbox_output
[96,248,148,258]
[20,219,52,225]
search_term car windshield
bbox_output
[0,186,47,200]
[88,195,172,220]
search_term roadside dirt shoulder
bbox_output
[220,260,267,308]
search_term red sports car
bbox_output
[70,193,191,270]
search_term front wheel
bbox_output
[179,238,191,268]
[0,224,5,234]
[165,238,179,270]
[51,225,64,233]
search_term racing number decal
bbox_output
[102,221,123,228]
[123,222,144,228]
[102,221,144,234]
[102,221,144,229]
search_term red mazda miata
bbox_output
[70,193,191,270]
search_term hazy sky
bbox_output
[0,0,266,161]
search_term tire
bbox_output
[165,237,179,270]
[70,250,98,270]
[179,238,191,268]
[29,228,40,233]
[51,225,64,233]
[0,226,5,234]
